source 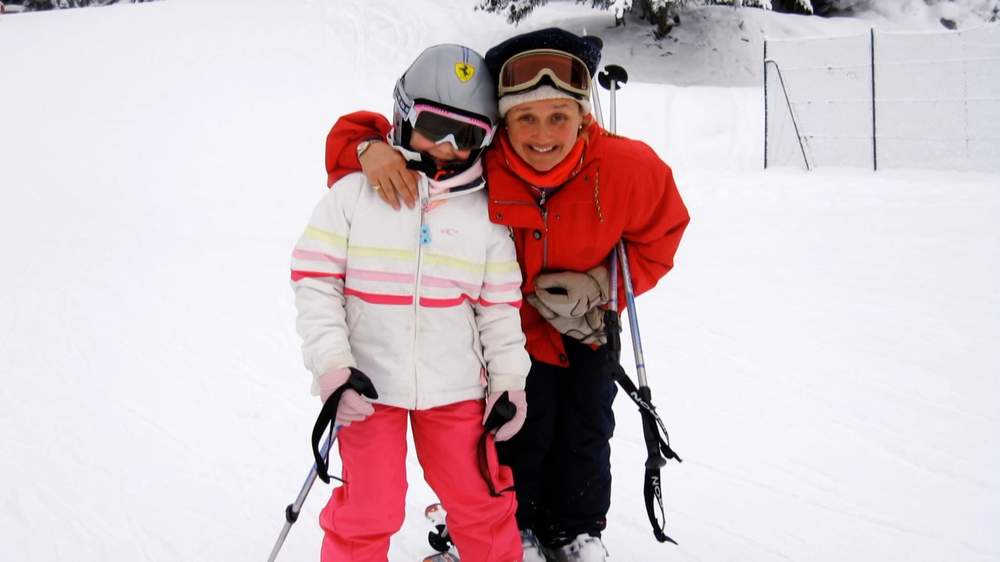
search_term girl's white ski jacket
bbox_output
[291,171,529,410]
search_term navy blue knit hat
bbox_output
[485,27,603,85]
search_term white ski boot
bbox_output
[521,529,549,562]
[552,533,608,562]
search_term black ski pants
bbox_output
[497,336,618,548]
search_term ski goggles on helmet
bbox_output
[405,100,496,151]
[498,49,592,98]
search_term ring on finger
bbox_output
[372,183,382,192]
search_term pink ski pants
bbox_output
[319,399,522,562]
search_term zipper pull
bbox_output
[419,178,431,246]
[420,178,431,212]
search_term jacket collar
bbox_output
[488,123,606,205]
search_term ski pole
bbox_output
[590,74,605,132]
[479,391,517,497]
[596,64,681,544]
[269,369,378,561]
[425,391,518,555]
[267,427,338,562]
[599,64,647,384]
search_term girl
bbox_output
[324,28,689,562]
[291,44,529,562]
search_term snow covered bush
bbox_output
[478,0,814,37]
[811,0,1000,20]
[478,0,999,34]
[21,0,158,10]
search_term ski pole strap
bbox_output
[607,360,681,543]
[609,364,681,464]
[604,244,679,542]
[311,368,379,484]
[644,467,677,544]
[603,309,622,364]
[478,391,517,497]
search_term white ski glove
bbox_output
[527,266,610,345]
[532,266,610,318]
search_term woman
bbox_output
[325,28,689,562]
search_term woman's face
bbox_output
[408,130,473,167]
[504,99,584,172]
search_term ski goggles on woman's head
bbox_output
[498,49,592,98]
[406,101,495,151]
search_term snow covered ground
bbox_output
[1,1,997,561]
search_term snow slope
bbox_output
[1,1,997,561]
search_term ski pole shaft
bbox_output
[609,79,617,134]
[597,65,646,387]
[596,64,628,134]
[609,243,619,314]
[617,242,649,388]
[267,427,338,562]
[597,62,679,544]
[591,81,605,130]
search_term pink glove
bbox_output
[318,367,375,428]
[484,389,527,442]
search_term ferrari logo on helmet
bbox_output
[455,62,475,83]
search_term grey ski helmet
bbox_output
[392,44,498,178]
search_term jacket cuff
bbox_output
[314,352,356,381]
[487,372,527,394]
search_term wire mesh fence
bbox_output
[765,23,1000,172]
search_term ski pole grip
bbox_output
[598,64,629,90]
[311,368,379,483]
[484,391,516,432]
[604,309,622,361]
[478,391,517,497]
[346,367,379,400]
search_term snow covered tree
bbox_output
[23,0,158,9]
[627,1,816,38]
[23,0,55,9]
[477,0,814,37]
[476,0,545,23]
[979,0,1000,22]
[637,0,815,15]
[807,0,866,16]
[773,0,814,14]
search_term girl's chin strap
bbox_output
[427,159,485,195]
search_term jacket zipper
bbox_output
[493,196,550,268]
[541,205,549,269]
[537,189,549,269]
[412,181,429,408]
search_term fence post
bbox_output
[961,29,970,159]
[764,38,769,169]
[870,27,878,171]
[764,60,811,171]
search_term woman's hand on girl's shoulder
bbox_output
[360,142,419,210]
